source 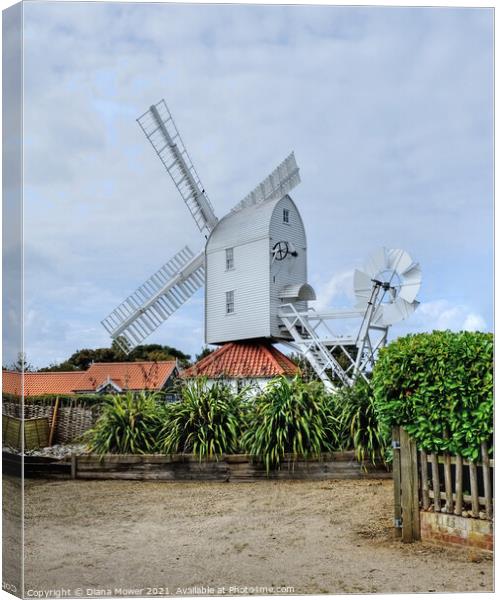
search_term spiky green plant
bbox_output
[158,378,245,459]
[84,391,165,455]
[333,379,389,465]
[242,376,339,472]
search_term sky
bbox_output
[10,2,494,368]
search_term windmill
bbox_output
[102,99,421,391]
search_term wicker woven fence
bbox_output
[2,396,102,445]
[2,415,50,450]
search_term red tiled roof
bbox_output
[181,341,299,379]
[72,361,177,392]
[2,371,84,397]
[2,361,177,397]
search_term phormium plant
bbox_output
[332,378,389,466]
[85,391,165,455]
[242,376,339,472]
[157,378,246,459]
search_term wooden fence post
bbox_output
[420,450,430,510]
[392,426,402,539]
[469,462,480,518]
[443,454,453,514]
[71,453,77,480]
[481,443,493,520]
[48,396,60,447]
[430,453,441,512]
[454,455,463,516]
[399,427,420,542]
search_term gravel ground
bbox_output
[4,443,87,459]
[17,477,493,595]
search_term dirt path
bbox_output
[20,478,492,595]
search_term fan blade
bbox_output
[231,152,300,213]
[101,247,204,353]
[353,268,373,307]
[386,248,413,275]
[364,247,388,278]
[137,100,218,237]
[380,298,419,326]
[398,264,422,303]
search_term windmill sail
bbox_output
[137,100,218,237]
[102,246,204,353]
[231,152,301,213]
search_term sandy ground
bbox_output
[16,477,493,595]
[2,476,23,593]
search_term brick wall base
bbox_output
[421,510,493,553]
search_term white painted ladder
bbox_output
[278,304,352,391]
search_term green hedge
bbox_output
[2,392,173,407]
[372,331,493,461]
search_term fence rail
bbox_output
[420,444,493,520]
[393,427,494,543]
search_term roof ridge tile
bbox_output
[182,341,299,379]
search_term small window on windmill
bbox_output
[283,208,290,224]
[226,290,235,314]
[225,247,234,270]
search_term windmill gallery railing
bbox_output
[392,427,494,544]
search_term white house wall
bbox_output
[205,238,270,343]
[205,377,279,396]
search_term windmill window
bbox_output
[225,247,234,270]
[226,290,235,314]
[283,208,290,224]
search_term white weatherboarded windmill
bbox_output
[102,100,422,391]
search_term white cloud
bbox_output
[311,270,354,311]
[462,312,487,332]
[394,299,488,336]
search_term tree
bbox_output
[65,348,116,370]
[288,353,318,382]
[288,346,358,384]
[195,346,215,362]
[128,344,190,366]
[38,343,192,371]
[38,361,79,372]
[6,352,34,373]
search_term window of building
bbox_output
[226,290,235,314]
[225,247,234,270]
[283,208,290,224]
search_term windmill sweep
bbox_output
[101,99,422,391]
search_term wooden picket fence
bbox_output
[393,427,494,543]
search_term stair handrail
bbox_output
[279,303,351,387]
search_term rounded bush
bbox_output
[372,330,493,461]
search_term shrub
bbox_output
[158,379,245,459]
[85,391,165,455]
[242,376,339,471]
[372,331,493,461]
[333,379,389,465]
